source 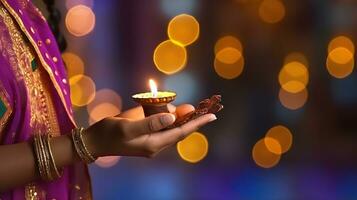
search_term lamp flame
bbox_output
[149,79,158,98]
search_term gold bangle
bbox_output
[72,127,96,163]
[33,134,46,180]
[45,134,63,179]
[33,133,63,181]
[34,133,52,181]
[78,127,96,162]
[39,133,52,181]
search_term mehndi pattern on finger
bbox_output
[167,95,223,128]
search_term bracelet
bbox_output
[38,133,52,181]
[71,127,96,163]
[45,134,63,179]
[33,133,63,181]
[33,133,46,180]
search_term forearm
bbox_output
[0,134,80,192]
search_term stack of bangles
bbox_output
[33,127,97,181]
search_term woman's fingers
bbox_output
[122,113,176,136]
[167,104,176,113]
[115,103,193,121]
[118,104,194,136]
[116,106,145,120]
[150,113,217,148]
[175,104,195,118]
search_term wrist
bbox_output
[81,127,103,158]
[71,127,98,163]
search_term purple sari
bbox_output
[0,0,92,199]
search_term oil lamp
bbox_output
[132,79,176,117]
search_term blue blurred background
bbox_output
[35,0,357,199]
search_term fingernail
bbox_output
[160,114,176,126]
[208,114,217,122]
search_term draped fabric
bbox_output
[0,0,92,199]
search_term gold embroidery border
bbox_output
[0,81,12,133]
[0,0,76,127]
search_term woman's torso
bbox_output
[0,1,91,199]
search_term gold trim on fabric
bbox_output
[0,82,12,134]
[0,5,60,137]
[25,183,41,200]
[0,0,76,127]
[0,3,93,199]
[25,183,47,200]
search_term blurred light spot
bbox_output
[328,36,355,54]
[214,55,244,79]
[265,125,293,154]
[163,72,200,104]
[89,103,120,125]
[65,0,93,9]
[328,47,353,64]
[61,52,84,78]
[258,0,285,24]
[279,87,308,110]
[284,52,308,67]
[214,36,243,55]
[177,132,208,163]
[69,75,96,107]
[153,40,187,74]
[216,47,242,64]
[263,137,282,155]
[95,156,120,168]
[326,48,354,78]
[87,88,122,118]
[279,61,309,93]
[160,0,197,18]
[65,5,95,37]
[168,14,199,46]
[252,138,281,168]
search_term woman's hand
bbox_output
[83,104,217,158]
[116,104,177,120]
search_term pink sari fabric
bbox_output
[0,0,92,199]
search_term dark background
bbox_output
[35,0,357,199]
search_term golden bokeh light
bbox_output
[167,14,199,46]
[216,47,242,64]
[89,103,120,125]
[284,52,309,67]
[328,36,355,54]
[61,52,84,78]
[214,36,243,55]
[265,125,293,154]
[66,0,94,10]
[69,75,96,107]
[258,0,285,24]
[326,47,354,79]
[279,87,308,110]
[263,137,282,155]
[177,132,208,163]
[252,138,281,168]
[95,156,120,168]
[153,40,187,75]
[326,56,354,79]
[279,61,309,93]
[328,47,353,65]
[65,5,96,37]
[87,88,122,116]
[214,54,244,79]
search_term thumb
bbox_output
[125,113,176,135]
